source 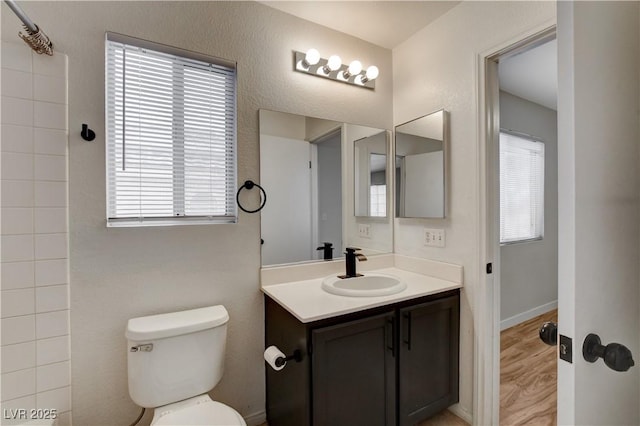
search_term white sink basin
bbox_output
[321,273,407,297]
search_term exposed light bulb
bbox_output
[327,55,342,71]
[366,65,379,80]
[305,48,320,66]
[348,60,363,75]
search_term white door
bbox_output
[557,2,639,424]
[260,134,312,265]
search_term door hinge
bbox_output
[486,263,493,274]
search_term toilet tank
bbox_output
[126,305,229,408]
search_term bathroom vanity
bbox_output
[262,262,461,426]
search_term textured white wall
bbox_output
[392,1,556,418]
[2,2,392,425]
[499,91,558,323]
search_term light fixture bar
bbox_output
[293,50,376,90]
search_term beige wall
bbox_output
[1,2,392,425]
[392,1,556,418]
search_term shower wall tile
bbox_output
[2,180,34,208]
[1,97,33,126]
[2,43,71,421]
[34,102,66,130]
[34,75,67,104]
[1,288,35,318]
[1,208,34,235]
[2,125,34,153]
[34,128,67,155]
[1,261,34,290]
[1,341,36,374]
[2,69,33,100]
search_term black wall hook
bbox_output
[236,180,267,213]
[81,124,95,141]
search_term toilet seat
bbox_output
[152,395,246,426]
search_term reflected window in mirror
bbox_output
[395,110,447,219]
[354,132,388,218]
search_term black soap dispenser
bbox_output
[316,242,334,260]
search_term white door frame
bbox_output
[474,20,556,426]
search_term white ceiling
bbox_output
[499,39,558,111]
[260,1,460,49]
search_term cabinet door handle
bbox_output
[403,312,412,350]
[386,317,395,357]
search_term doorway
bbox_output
[477,24,558,425]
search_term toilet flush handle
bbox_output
[130,343,153,352]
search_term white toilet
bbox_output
[126,305,246,425]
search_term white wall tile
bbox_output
[34,208,67,234]
[1,341,36,373]
[1,152,33,181]
[34,155,66,181]
[33,53,66,78]
[34,260,67,287]
[1,288,35,318]
[35,310,69,339]
[36,335,69,366]
[1,315,35,345]
[1,261,34,290]
[35,385,70,413]
[1,69,33,100]
[1,368,36,401]
[34,102,66,130]
[34,234,67,260]
[1,180,34,208]
[33,75,66,104]
[2,124,34,153]
[0,394,37,426]
[34,128,67,155]
[1,42,32,73]
[1,235,34,262]
[35,285,68,313]
[1,97,33,126]
[1,208,34,235]
[36,361,70,392]
[34,181,66,207]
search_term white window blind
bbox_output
[499,132,544,244]
[370,185,386,217]
[106,33,237,226]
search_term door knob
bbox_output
[582,333,635,372]
[539,321,558,346]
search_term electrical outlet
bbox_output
[358,224,371,239]
[424,228,445,247]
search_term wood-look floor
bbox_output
[500,310,558,426]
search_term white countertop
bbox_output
[261,267,462,323]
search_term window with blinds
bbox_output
[106,33,237,226]
[499,132,544,244]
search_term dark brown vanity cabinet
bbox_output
[265,290,459,426]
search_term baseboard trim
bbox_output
[448,403,473,424]
[244,410,266,426]
[500,300,558,331]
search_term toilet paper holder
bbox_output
[275,349,303,367]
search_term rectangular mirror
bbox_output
[354,131,388,217]
[259,110,392,266]
[395,109,447,218]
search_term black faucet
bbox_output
[316,242,334,260]
[339,247,367,279]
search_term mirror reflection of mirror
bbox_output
[395,109,447,218]
[259,110,392,266]
[354,131,388,217]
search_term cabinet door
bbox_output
[398,295,460,425]
[312,311,396,426]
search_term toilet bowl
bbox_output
[126,305,245,426]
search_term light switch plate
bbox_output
[358,224,371,239]
[424,228,445,247]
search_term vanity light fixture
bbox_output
[294,49,378,89]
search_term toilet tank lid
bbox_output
[126,305,229,341]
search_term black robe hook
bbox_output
[81,124,95,141]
